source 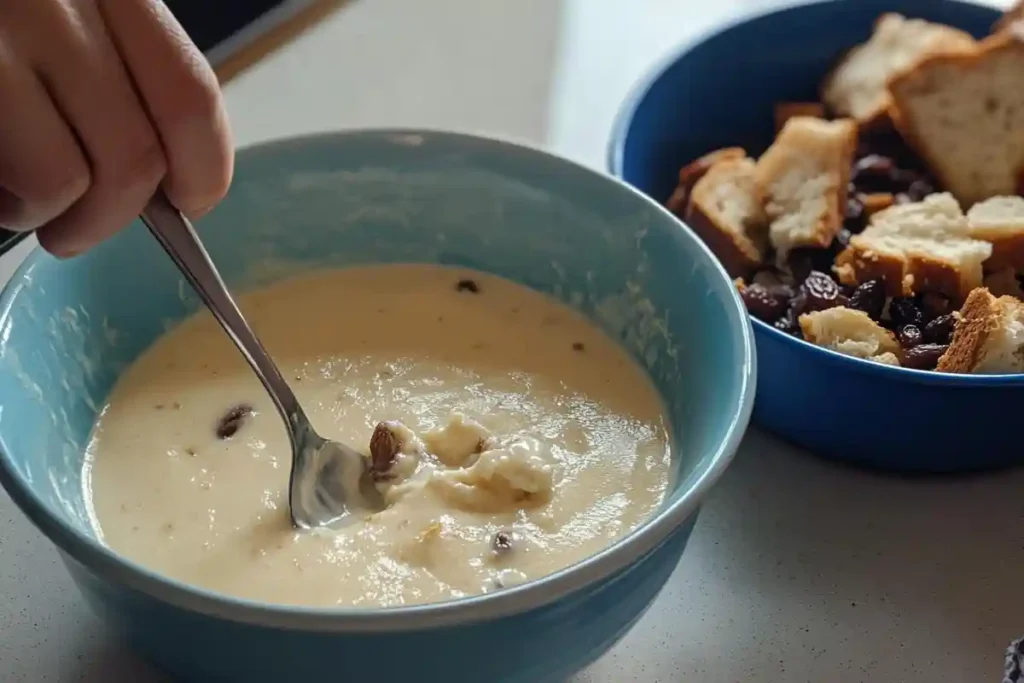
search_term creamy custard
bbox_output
[85,266,672,608]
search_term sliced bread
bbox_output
[834,193,992,301]
[888,33,1024,207]
[822,13,975,126]
[994,1,1024,33]
[936,287,1024,373]
[799,306,901,364]
[666,147,747,215]
[684,156,767,277]
[756,116,858,262]
[966,195,1024,272]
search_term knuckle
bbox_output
[110,138,167,189]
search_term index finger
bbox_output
[99,0,233,216]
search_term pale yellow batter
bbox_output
[84,265,672,608]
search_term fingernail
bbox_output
[0,187,27,230]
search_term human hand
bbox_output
[0,0,233,257]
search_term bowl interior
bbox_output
[0,132,752,563]
[611,0,1000,204]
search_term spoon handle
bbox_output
[139,192,307,435]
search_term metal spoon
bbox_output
[140,191,384,529]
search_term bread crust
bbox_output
[888,32,1024,207]
[774,102,826,133]
[994,0,1024,34]
[756,117,858,259]
[683,157,767,278]
[666,147,746,214]
[823,13,975,127]
[937,288,999,372]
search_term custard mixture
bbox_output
[84,266,672,608]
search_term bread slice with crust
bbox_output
[888,32,1024,207]
[756,116,858,263]
[666,147,747,215]
[683,156,767,278]
[833,193,992,301]
[799,306,901,365]
[966,196,1024,272]
[994,1,1024,33]
[936,287,1024,373]
[822,13,975,126]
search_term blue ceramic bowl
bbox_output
[0,131,754,682]
[609,0,1024,473]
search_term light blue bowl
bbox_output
[609,0,1024,472]
[0,131,754,682]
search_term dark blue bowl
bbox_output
[609,0,1024,473]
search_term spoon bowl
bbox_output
[140,191,383,527]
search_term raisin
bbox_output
[456,279,480,294]
[800,270,843,313]
[492,530,513,554]
[898,324,922,348]
[369,421,403,477]
[851,154,897,185]
[889,297,924,328]
[740,283,790,323]
[848,280,886,321]
[773,310,801,337]
[923,314,956,345]
[905,178,935,202]
[903,343,948,371]
[844,197,866,232]
[836,227,853,248]
[919,292,951,321]
[787,247,840,285]
[215,404,254,439]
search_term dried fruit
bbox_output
[844,196,866,232]
[897,324,922,348]
[919,292,951,320]
[492,530,513,554]
[902,343,948,371]
[800,270,844,313]
[888,297,924,328]
[773,311,801,337]
[740,283,790,323]
[848,280,886,321]
[1005,637,1023,683]
[456,279,480,294]
[905,178,935,202]
[369,421,404,477]
[922,314,956,345]
[215,404,254,440]
[835,227,853,248]
[787,249,838,285]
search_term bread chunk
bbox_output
[822,13,975,126]
[799,306,901,364]
[966,196,1024,272]
[994,1,1024,33]
[756,117,858,262]
[666,147,747,215]
[833,193,992,301]
[889,33,1024,207]
[684,156,767,277]
[774,102,826,133]
[937,287,1024,373]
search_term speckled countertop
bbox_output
[1,1,1020,681]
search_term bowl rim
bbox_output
[604,0,1023,387]
[0,128,757,633]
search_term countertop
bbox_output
[1,1,1021,681]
